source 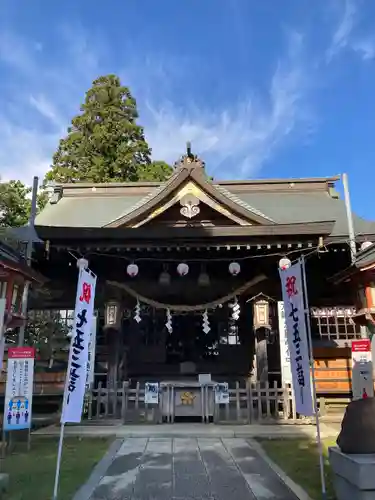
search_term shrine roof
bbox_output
[34,153,375,240]
[0,236,45,283]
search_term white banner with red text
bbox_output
[61,268,97,423]
[279,261,314,416]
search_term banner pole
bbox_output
[300,255,327,499]
[52,423,65,500]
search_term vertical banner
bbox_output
[277,301,292,386]
[351,339,374,400]
[0,299,6,370]
[61,269,97,423]
[86,315,97,388]
[279,262,314,416]
[4,347,35,431]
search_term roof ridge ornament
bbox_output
[174,141,205,170]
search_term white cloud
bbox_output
[327,0,357,60]
[0,119,58,183]
[0,26,313,183]
[352,37,375,60]
[29,94,64,128]
[326,0,375,62]
[138,31,312,178]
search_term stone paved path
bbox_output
[89,438,298,500]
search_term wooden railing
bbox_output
[85,381,313,424]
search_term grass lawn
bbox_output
[1,436,112,500]
[258,438,337,500]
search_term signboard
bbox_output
[277,301,292,386]
[279,261,314,416]
[215,382,229,404]
[145,382,159,404]
[86,315,97,388]
[352,339,374,400]
[0,299,6,370]
[4,347,35,431]
[61,268,97,423]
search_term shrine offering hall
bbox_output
[26,150,375,422]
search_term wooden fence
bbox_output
[85,381,320,424]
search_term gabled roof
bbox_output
[105,155,274,227]
[34,152,375,240]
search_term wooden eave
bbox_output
[104,167,274,228]
[35,220,335,245]
[0,256,46,283]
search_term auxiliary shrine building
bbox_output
[28,150,375,399]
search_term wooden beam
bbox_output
[35,220,335,242]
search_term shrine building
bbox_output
[28,149,375,403]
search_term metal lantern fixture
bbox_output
[278,257,291,271]
[159,270,171,286]
[198,269,210,287]
[127,263,139,278]
[229,262,241,276]
[177,263,189,276]
[104,300,122,329]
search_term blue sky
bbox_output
[0,0,374,218]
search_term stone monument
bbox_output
[329,398,375,500]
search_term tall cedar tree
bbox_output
[45,75,172,183]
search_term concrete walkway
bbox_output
[74,437,301,500]
[35,422,338,439]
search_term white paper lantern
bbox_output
[229,262,241,276]
[127,263,139,277]
[177,263,189,276]
[77,258,89,270]
[279,257,291,270]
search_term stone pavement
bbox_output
[36,422,338,439]
[79,437,300,500]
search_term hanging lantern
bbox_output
[77,258,89,270]
[229,262,241,276]
[177,263,189,276]
[278,257,291,271]
[127,263,139,278]
[104,300,122,329]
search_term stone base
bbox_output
[329,446,375,500]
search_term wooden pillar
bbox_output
[107,328,121,389]
[255,328,268,383]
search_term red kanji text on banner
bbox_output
[61,269,97,423]
[279,262,314,416]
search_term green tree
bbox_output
[0,180,48,227]
[45,74,172,183]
